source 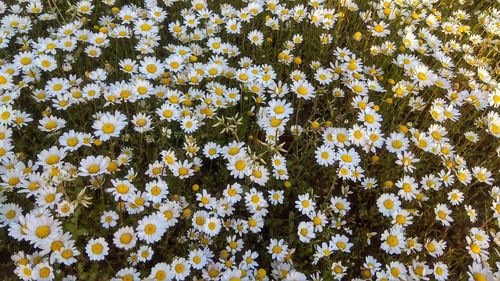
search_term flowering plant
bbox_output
[0,0,499,280]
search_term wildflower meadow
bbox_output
[0,0,499,280]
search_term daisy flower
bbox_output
[295,193,316,216]
[336,148,361,167]
[369,21,390,37]
[297,221,316,243]
[137,214,166,244]
[145,179,169,204]
[92,110,127,141]
[171,257,191,280]
[434,204,453,226]
[25,215,61,248]
[113,226,137,250]
[85,237,109,261]
[227,156,251,179]
[78,155,110,177]
[380,226,406,255]
[267,239,288,261]
[100,210,119,229]
[248,30,264,46]
[315,145,335,166]
[292,80,315,100]
[377,193,401,217]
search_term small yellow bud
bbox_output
[353,32,362,41]
[284,181,292,189]
[162,78,170,85]
[384,181,394,189]
[192,184,200,191]
[220,250,230,259]
[183,208,192,218]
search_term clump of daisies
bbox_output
[0,0,499,280]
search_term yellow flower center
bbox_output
[297,86,308,96]
[87,164,100,174]
[120,233,132,244]
[146,64,157,73]
[35,225,50,238]
[144,223,157,235]
[6,210,16,219]
[91,243,103,254]
[392,140,402,149]
[417,72,427,81]
[116,184,129,194]
[102,123,115,134]
[341,154,353,162]
[383,199,394,209]
[235,160,246,171]
[151,186,161,196]
[274,106,285,114]
[374,25,385,32]
[178,167,188,176]
[46,155,60,165]
[20,57,32,65]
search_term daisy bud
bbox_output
[384,180,394,189]
[353,32,362,41]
